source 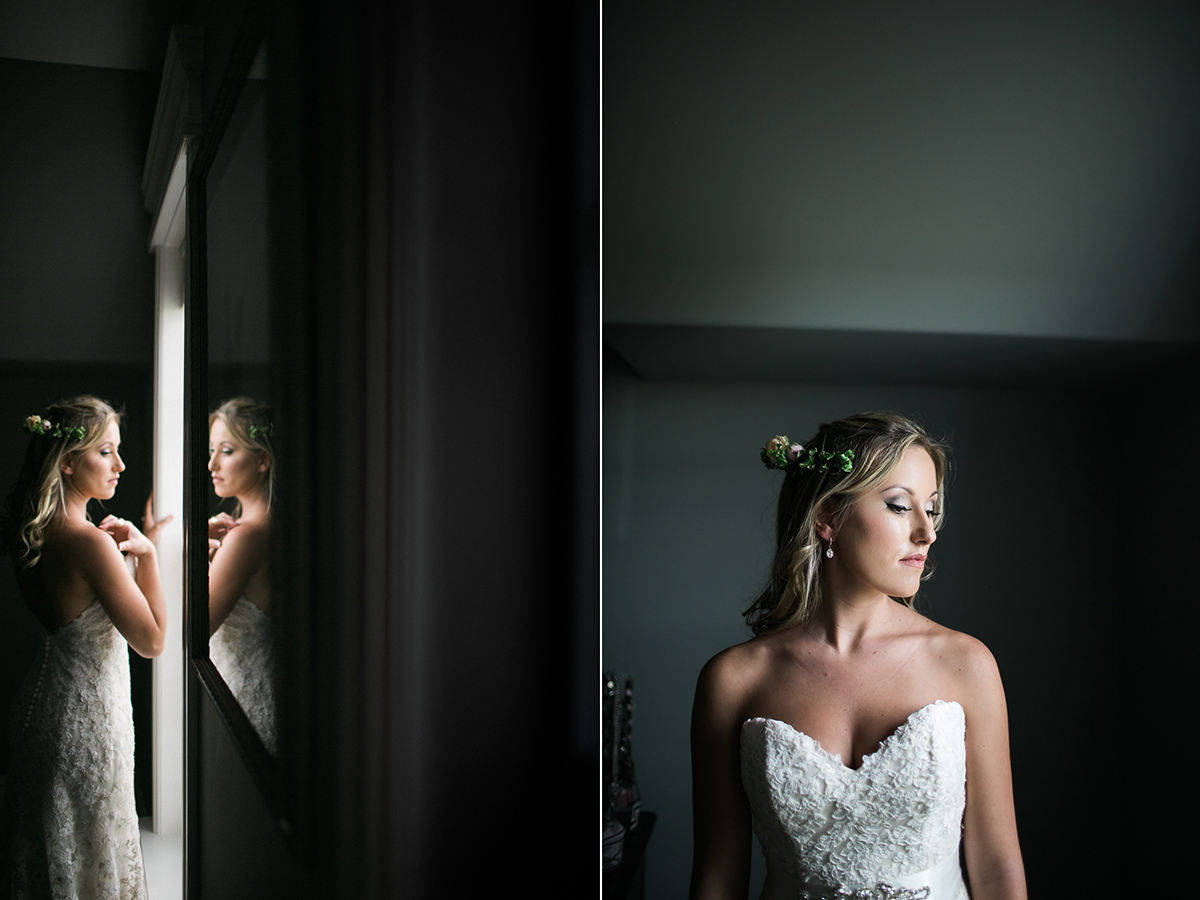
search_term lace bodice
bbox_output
[741,700,967,900]
[210,597,277,754]
[3,599,146,899]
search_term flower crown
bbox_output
[22,415,86,442]
[248,423,274,440]
[760,435,854,474]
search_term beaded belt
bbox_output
[763,852,963,900]
[796,885,928,900]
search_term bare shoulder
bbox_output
[694,636,776,721]
[226,516,270,543]
[216,517,270,558]
[52,519,119,565]
[916,618,1005,704]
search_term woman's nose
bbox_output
[915,511,937,545]
[114,453,125,473]
[207,453,217,472]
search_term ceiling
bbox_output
[0,0,184,71]
[5,2,1197,383]
[603,2,1200,382]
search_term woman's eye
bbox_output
[885,502,911,514]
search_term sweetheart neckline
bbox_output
[743,699,962,773]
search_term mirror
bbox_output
[203,43,277,758]
[186,10,282,814]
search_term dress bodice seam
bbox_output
[743,699,961,772]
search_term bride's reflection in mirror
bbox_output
[206,396,277,755]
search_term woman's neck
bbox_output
[61,487,91,524]
[237,490,270,523]
[808,578,897,653]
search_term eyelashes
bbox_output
[885,501,939,517]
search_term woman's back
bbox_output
[16,521,111,634]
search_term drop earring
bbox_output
[825,538,834,559]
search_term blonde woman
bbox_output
[1,396,168,900]
[206,396,276,753]
[690,413,1025,900]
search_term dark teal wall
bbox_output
[0,58,158,364]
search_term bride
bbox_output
[1,396,168,899]
[690,412,1025,900]
[206,396,277,754]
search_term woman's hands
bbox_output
[99,494,175,557]
[84,504,169,658]
[98,515,156,558]
[208,512,239,561]
[207,514,269,633]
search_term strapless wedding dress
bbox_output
[209,597,277,754]
[741,700,968,900]
[3,599,146,899]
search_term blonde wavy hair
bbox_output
[744,412,949,635]
[210,396,274,517]
[1,396,122,569]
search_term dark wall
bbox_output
[0,58,158,364]
[1123,370,1200,869]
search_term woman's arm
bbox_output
[689,650,753,900]
[208,520,268,634]
[957,638,1027,900]
[82,518,168,658]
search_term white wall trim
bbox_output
[142,25,202,219]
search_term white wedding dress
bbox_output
[209,597,277,755]
[741,700,968,900]
[3,599,146,899]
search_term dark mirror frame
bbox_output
[185,0,288,837]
